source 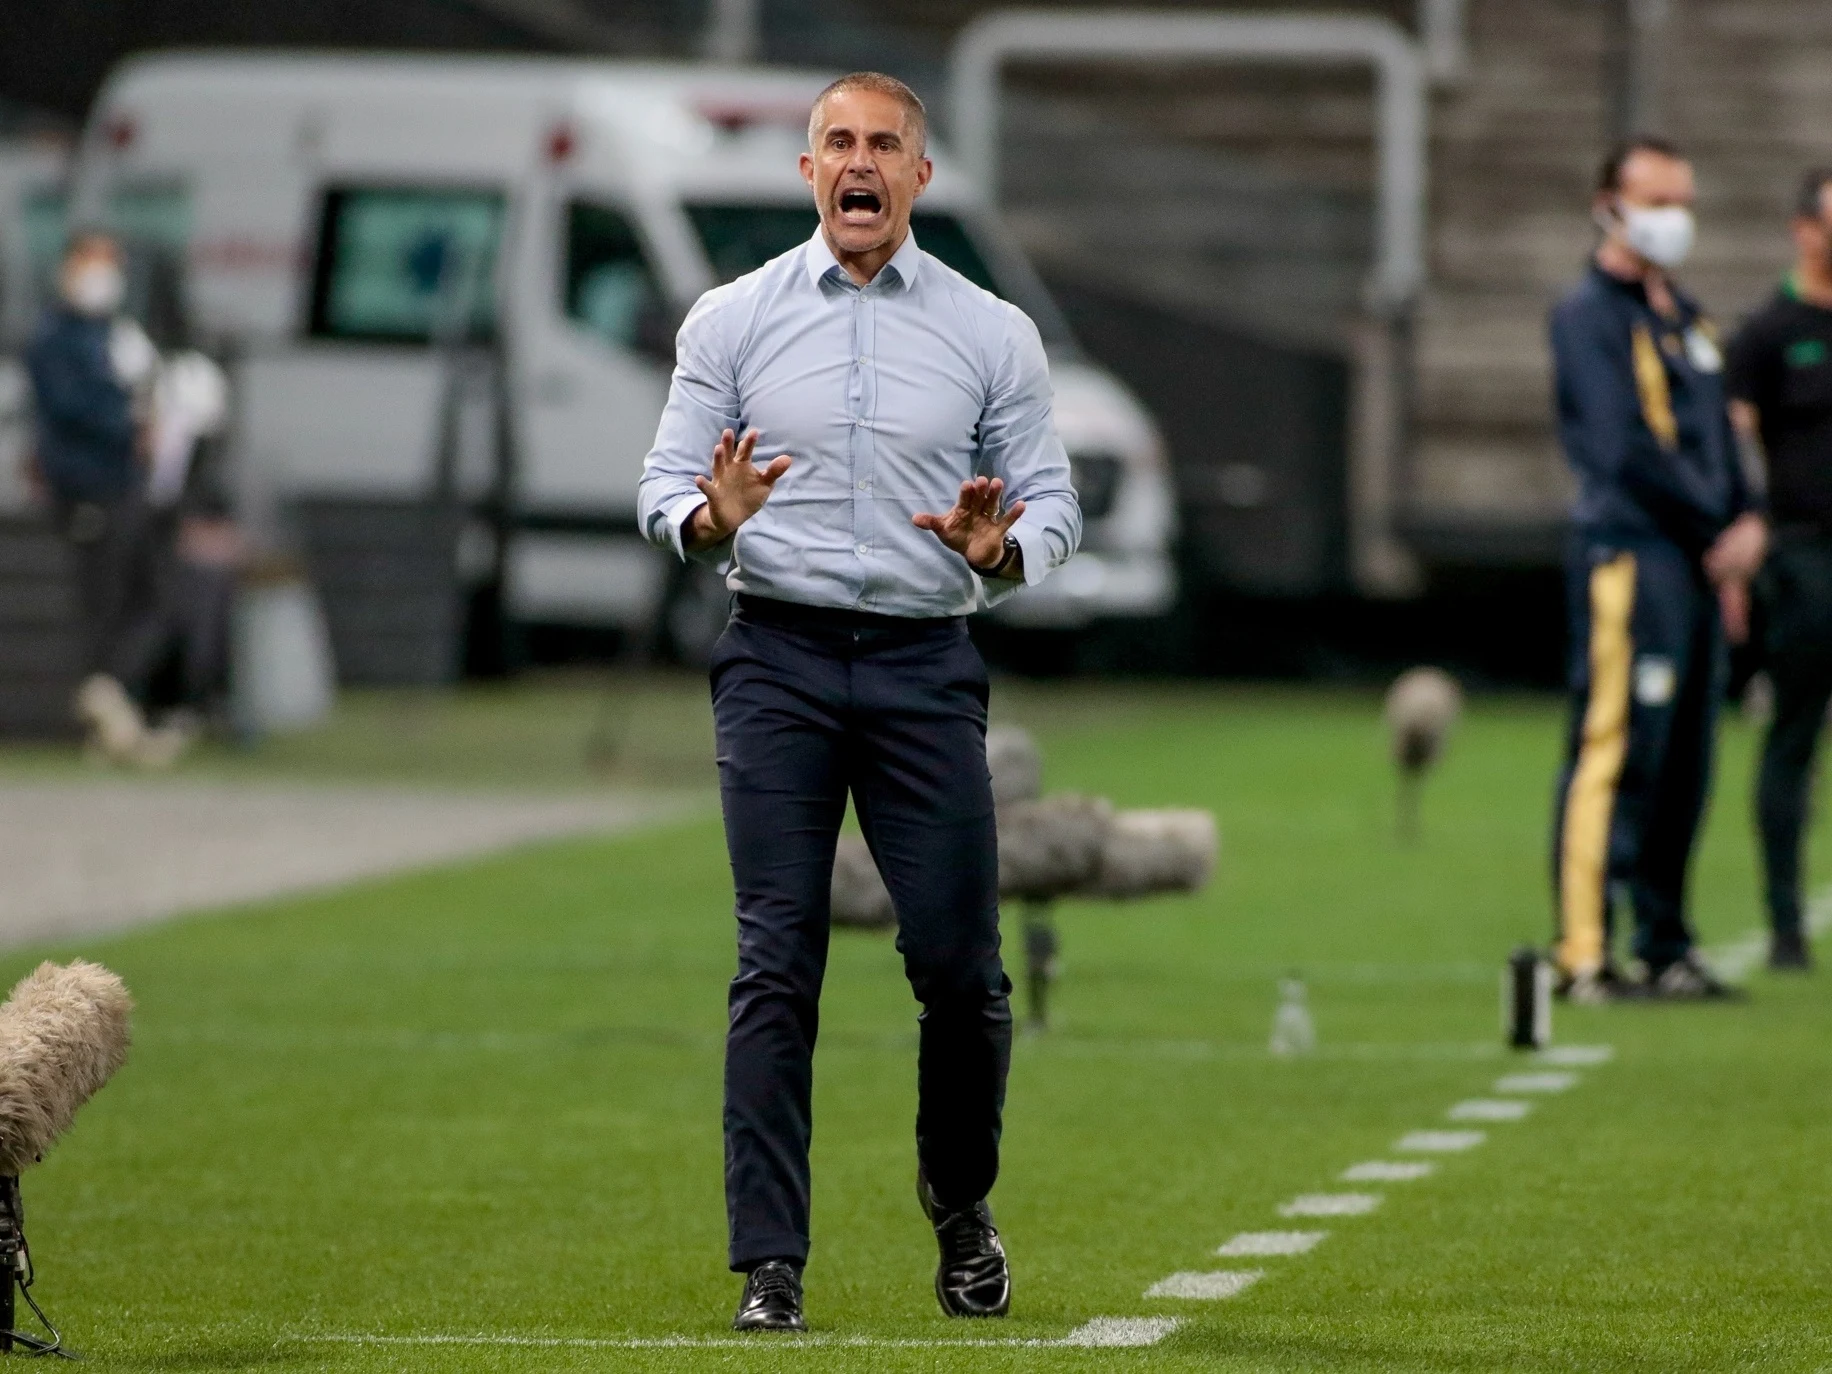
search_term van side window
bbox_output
[563,202,663,348]
[309,187,505,343]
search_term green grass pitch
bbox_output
[8,685,1831,1371]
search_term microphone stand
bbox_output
[0,1177,70,1357]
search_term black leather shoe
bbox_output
[1770,930,1813,971]
[1648,953,1744,1000]
[918,1173,1011,1318]
[732,1260,806,1332]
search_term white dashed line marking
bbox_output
[1060,1317,1183,1347]
[1144,1271,1263,1300]
[1494,1071,1577,1094]
[1340,1160,1436,1183]
[1395,1129,1487,1152]
[1448,1099,1531,1122]
[1537,1044,1614,1067]
[1216,1230,1328,1257]
[1278,1193,1381,1217]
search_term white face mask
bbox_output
[1619,204,1695,269]
[63,261,126,317]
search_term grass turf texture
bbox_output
[5,685,1829,1371]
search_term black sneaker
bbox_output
[732,1260,806,1332]
[918,1173,1011,1318]
[1648,954,1744,1001]
[1769,930,1813,972]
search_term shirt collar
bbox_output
[1588,258,1696,321]
[804,224,922,292]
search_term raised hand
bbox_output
[1703,511,1768,586]
[912,475,1026,573]
[687,428,791,550]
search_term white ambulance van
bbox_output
[69,53,1174,666]
[0,140,70,513]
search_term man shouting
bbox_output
[637,72,1081,1330]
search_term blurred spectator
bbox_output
[1725,166,1832,972]
[1547,137,1766,1003]
[25,231,162,762]
[114,353,238,759]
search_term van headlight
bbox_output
[1067,450,1124,521]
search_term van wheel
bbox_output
[661,562,731,667]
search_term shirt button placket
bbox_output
[851,293,873,603]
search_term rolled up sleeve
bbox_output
[979,306,1081,593]
[636,297,741,562]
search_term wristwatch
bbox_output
[971,535,1021,579]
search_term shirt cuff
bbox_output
[664,494,709,559]
[1008,518,1051,587]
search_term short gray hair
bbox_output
[808,71,927,156]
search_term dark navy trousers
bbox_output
[1553,535,1723,975]
[709,594,1011,1272]
[1754,532,1832,939]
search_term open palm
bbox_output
[691,428,791,546]
[913,476,1024,570]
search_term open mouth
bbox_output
[838,187,883,220]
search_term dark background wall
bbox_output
[0,1,694,125]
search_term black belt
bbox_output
[734,593,960,634]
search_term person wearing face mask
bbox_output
[1548,136,1768,1003]
[1723,167,1832,972]
[25,231,161,761]
[638,72,1080,1331]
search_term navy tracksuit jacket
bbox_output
[1549,263,1757,977]
[25,307,139,505]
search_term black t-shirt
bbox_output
[1726,281,1832,532]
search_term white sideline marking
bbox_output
[1145,1271,1262,1300]
[1705,884,1832,980]
[1448,1099,1530,1122]
[1494,1071,1577,1094]
[301,1334,1009,1350]
[1217,1230,1327,1256]
[1395,1129,1486,1152]
[1031,1038,1504,1064]
[1060,1317,1182,1347]
[1702,885,1832,981]
[1538,1044,1614,1067]
[294,1320,1183,1351]
[1704,933,1770,983]
[1340,1160,1435,1183]
[1278,1192,1381,1217]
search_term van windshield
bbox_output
[564,201,665,349]
[684,203,1071,344]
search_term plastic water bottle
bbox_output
[1504,946,1551,1049]
[1269,977,1316,1056]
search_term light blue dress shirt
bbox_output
[636,227,1081,618]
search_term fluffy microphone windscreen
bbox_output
[0,962,132,1176]
[1086,809,1218,899]
[1383,667,1463,775]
